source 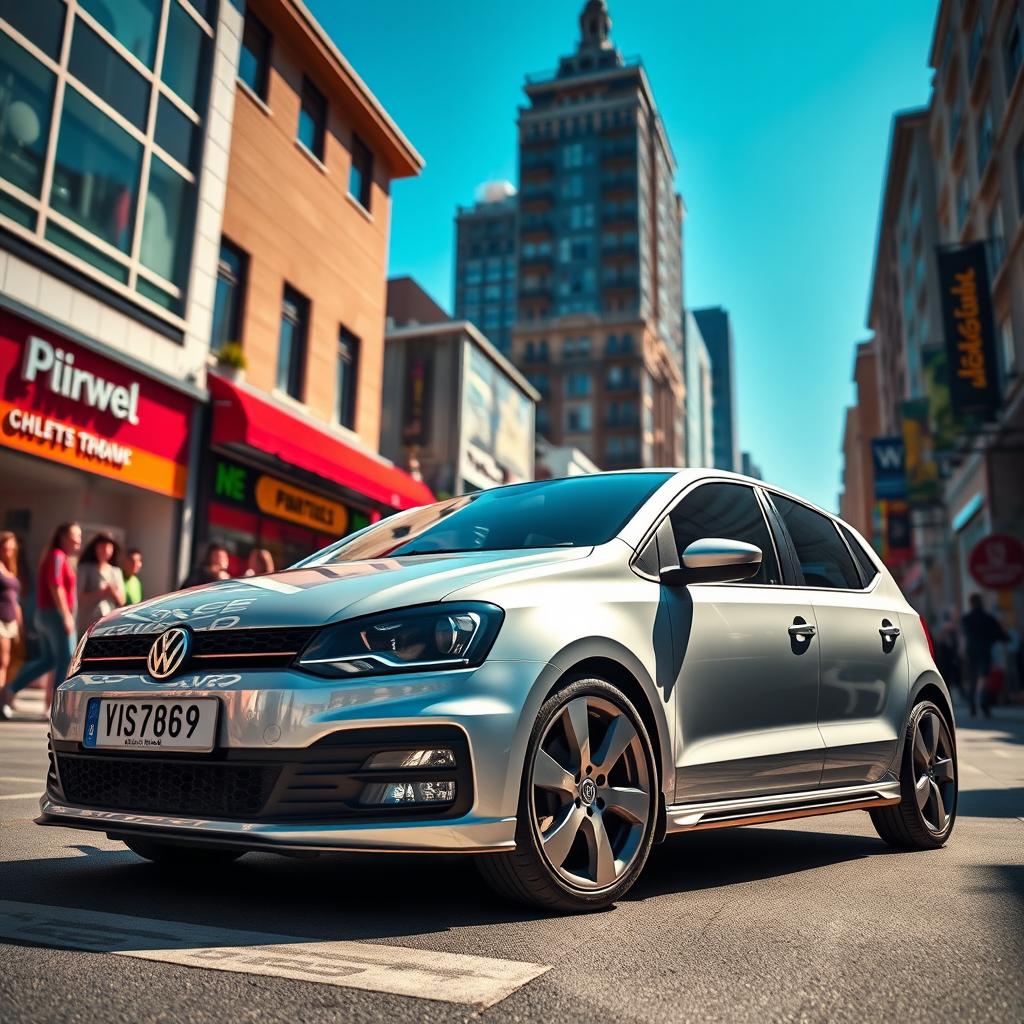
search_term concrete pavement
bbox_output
[1,692,1021,1023]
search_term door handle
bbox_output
[879,625,901,640]
[788,623,816,640]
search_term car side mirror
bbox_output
[660,538,763,586]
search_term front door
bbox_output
[665,482,824,801]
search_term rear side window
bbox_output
[840,524,879,586]
[669,483,780,585]
[772,495,861,589]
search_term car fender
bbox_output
[497,636,676,816]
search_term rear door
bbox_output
[767,494,910,787]
[664,482,824,801]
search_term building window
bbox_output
[212,239,248,352]
[977,106,994,174]
[950,94,963,149]
[277,285,309,400]
[1000,318,1017,379]
[336,326,359,428]
[349,134,373,210]
[298,76,326,160]
[565,402,593,433]
[1006,14,1023,94]
[565,371,591,397]
[0,1,213,317]
[239,9,272,99]
[967,15,985,81]
[988,205,1005,273]
[1016,140,1024,219]
[956,175,970,231]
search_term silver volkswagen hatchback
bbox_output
[40,471,957,911]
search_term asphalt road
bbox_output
[1,689,1022,1024]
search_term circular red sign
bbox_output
[968,534,1024,589]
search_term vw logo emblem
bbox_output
[579,777,597,805]
[147,627,191,680]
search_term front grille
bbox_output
[52,726,473,824]
[56,754,280,818]
[80,627,316,673]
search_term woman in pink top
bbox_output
[0,522,82,721]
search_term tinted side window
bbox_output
[840,524,879,586]
[772,496,861,589]
[669,483,780,585]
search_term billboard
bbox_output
[461,342,533,489]
[921,345,961,453]
[936,242,1000,418]
[871,437,906,499]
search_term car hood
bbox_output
[91,548,593,635]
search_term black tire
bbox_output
[123,837,245,868]
[476,677,659,912]
[870,699,957,850]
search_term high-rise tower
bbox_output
[511,1,685,468]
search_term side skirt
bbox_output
[664,780,901,834]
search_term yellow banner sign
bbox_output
[254,475,349,535]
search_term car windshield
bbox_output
[299,473,671,565]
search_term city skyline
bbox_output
[309,0,938,510]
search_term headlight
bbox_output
[297,602,504,678]
[66,631,90,680]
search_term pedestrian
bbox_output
[77,533,126,631]
[122,548,144,605]
[0,522,81,721]
[0,532,25,720]
[182,542,231,589]
[244,548,275,577]
[962,593,1010,718]
[934,608,963,699]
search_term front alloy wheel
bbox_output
[477,678,658,911]
[870,699,957,849]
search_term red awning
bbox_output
[208,373,434,511]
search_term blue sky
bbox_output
[308,0,938,511]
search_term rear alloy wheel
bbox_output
[123,837,245,868]
[870,700,957,849]
[477,678,658,911]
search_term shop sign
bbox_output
[900,399,940,506]
[968,534,1024,590]
[871,437,906,499]
[0,314,191,498]
[936,242,1000,418]
[921,346,962,454]
[402,346,433,447]
[212,456,351,535]
[877,499,912,568]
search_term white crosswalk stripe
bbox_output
[0,901,548,1009]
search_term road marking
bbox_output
[0,776,43,784]
[0,792,41,801]
[0,901,548,1009]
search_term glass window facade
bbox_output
[0,0,213,319]
[349,133,372,210]
[336,326,359,428]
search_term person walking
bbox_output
[77,533,126,631]
[0,532,24,720]
[962,593,1010,718]
[182,542,231,589]
[123,548,144,605]
[934,608,963,700]
[0,522,81,720]
[244,548,275,577]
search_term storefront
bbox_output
[0,311,197,596]
[200,374,434,574]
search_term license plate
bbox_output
[84,698,217,752]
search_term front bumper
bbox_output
[39,659,552,854]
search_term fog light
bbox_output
[364,748,457,770]
[359,780,457,806]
